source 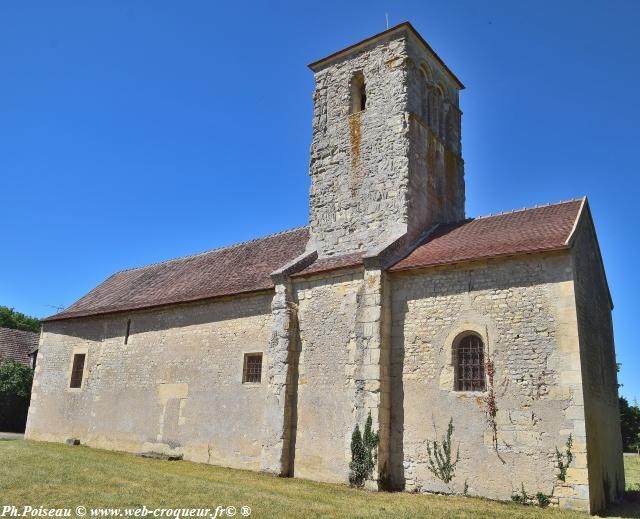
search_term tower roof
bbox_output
[308,21,464,89]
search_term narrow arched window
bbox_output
[350,72,366,114]
[429,86,443,132]
[453,334,486,391]
[419,68,429,122]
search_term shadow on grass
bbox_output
[600,491,640,518]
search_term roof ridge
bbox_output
[118,225,309,274]
[472,198,584,221]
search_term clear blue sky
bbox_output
[1,1,638,401]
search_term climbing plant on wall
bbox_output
[556,434,573,482]
[426,417,460,485]
[483,355,506,464]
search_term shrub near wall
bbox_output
[0,360,33,432]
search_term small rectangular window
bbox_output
[242,353,263,384]
[350,71,366,114]
[69,353,86,389]
[124,319,131,345]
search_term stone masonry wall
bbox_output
[308,28,463,257]
[289,266,391,486]
[389,252,590,511]
[309,33,409,256]
[25,241,616,514]
[291,270,364,482]
[405,34,465,232]
[26,293,273,471]
[570,210,624,513]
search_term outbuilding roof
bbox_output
[0,327,39,366]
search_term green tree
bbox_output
[0,360,34,432]
[0,306,40,333]
[362,412,379,478]
[349,412,379,488]
[349,424,365,487]
[620,396,640,452]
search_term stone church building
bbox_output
[26,22,623,514]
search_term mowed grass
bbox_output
[615,456,640,518]
[626,456,640,491]
[0,440,637,519]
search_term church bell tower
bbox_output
[307,22,465,257]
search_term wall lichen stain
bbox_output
[349,112,363,192]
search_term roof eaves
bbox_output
[42,287,276,323]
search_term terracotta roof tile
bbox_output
[0,327,39,366]
[45,227,310,321]
[390,200,584,272]
[291,252,363,278]
[44,200,585,322]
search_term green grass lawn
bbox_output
[0,440,638,518]
[626,456,640,491]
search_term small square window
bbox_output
[243,353,262,384]
[69,353,86,389]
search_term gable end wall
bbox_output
[389,252,589,511]
[570,209,624,513]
